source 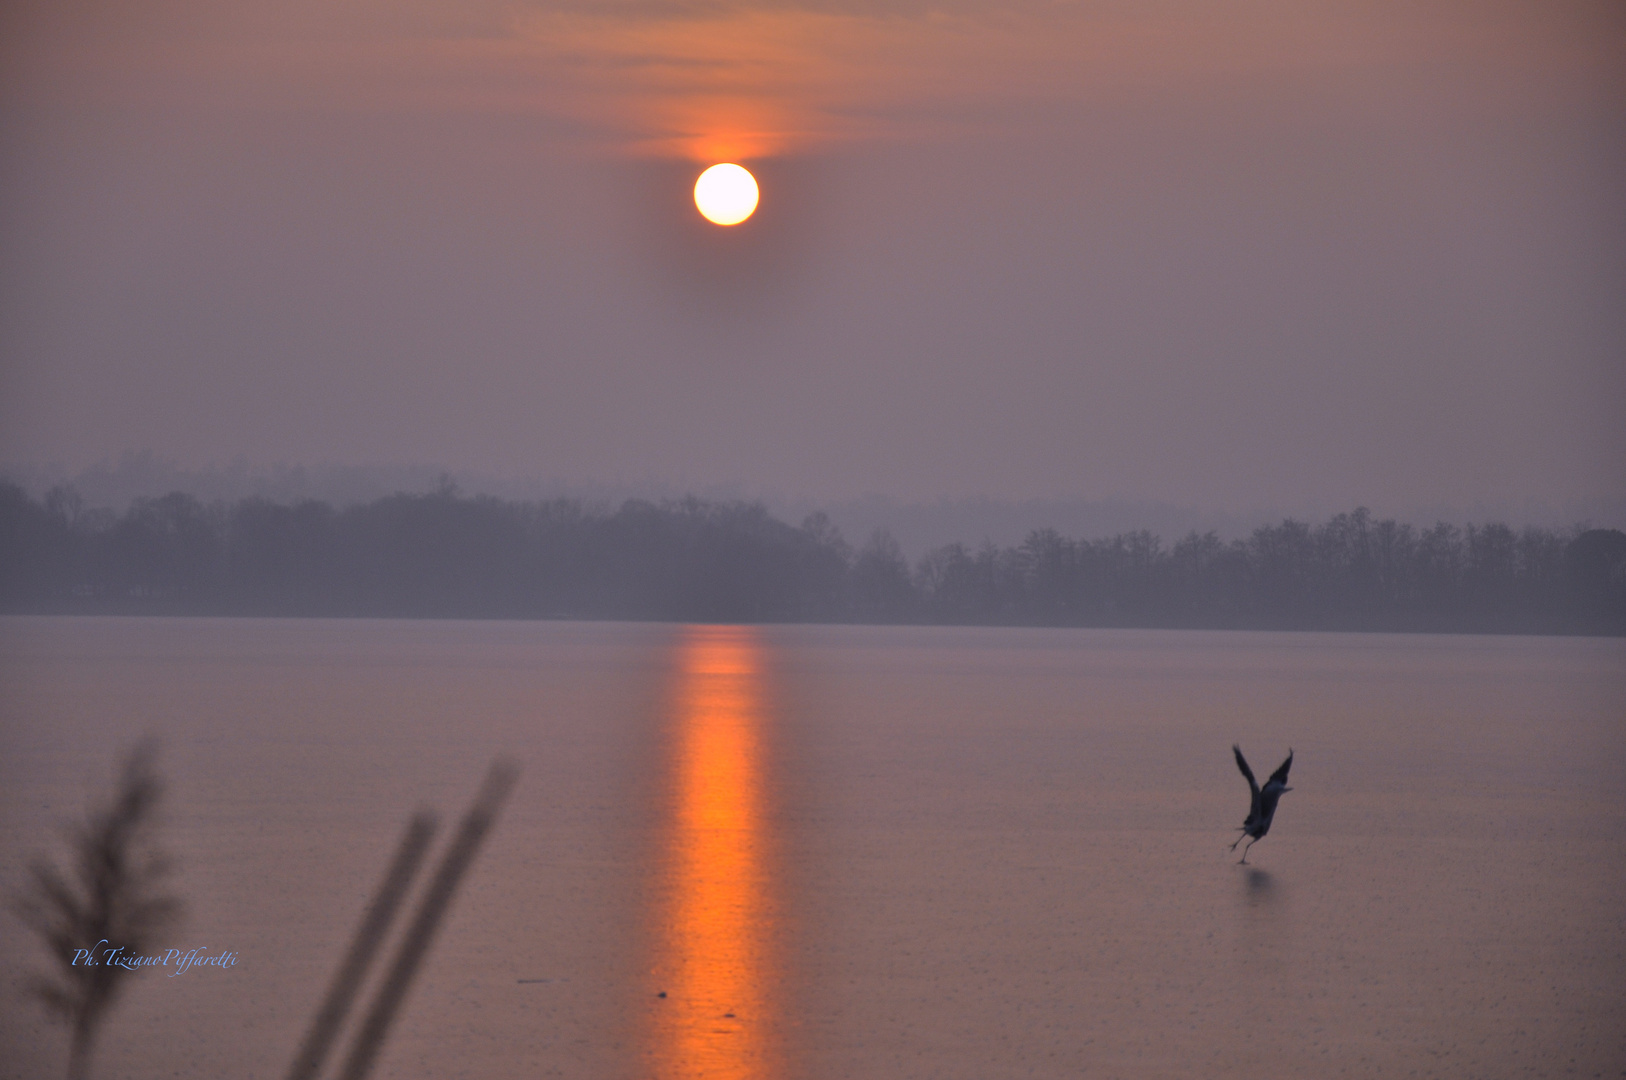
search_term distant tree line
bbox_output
[1,481,1622,634]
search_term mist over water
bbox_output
[1,617,1622,1078]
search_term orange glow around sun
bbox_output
[647,625,782,1080]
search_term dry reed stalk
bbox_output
[284,810,438,1080]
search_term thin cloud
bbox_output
[8,1,1616,159]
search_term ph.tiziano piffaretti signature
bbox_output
[71,940,238,977]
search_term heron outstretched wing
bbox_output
[1267,750,1294,788]
[1232,744,1260,797]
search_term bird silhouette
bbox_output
[1229,745,1293,863]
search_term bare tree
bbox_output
[14,742,182,1080]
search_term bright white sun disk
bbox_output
[694,163,759,225]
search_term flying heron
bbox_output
[1230,745,1293,863]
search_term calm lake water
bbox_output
[1,616,1622,1079]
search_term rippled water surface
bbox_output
[1,617,1622,1079]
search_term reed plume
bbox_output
[13,741,182,1080]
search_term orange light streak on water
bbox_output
[647,625,781,1080]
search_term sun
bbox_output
[693,163,759,226]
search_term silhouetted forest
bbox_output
[2,482,1622,634]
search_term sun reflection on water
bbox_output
[647,625,782,1080]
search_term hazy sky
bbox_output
[2,0,1622,520]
